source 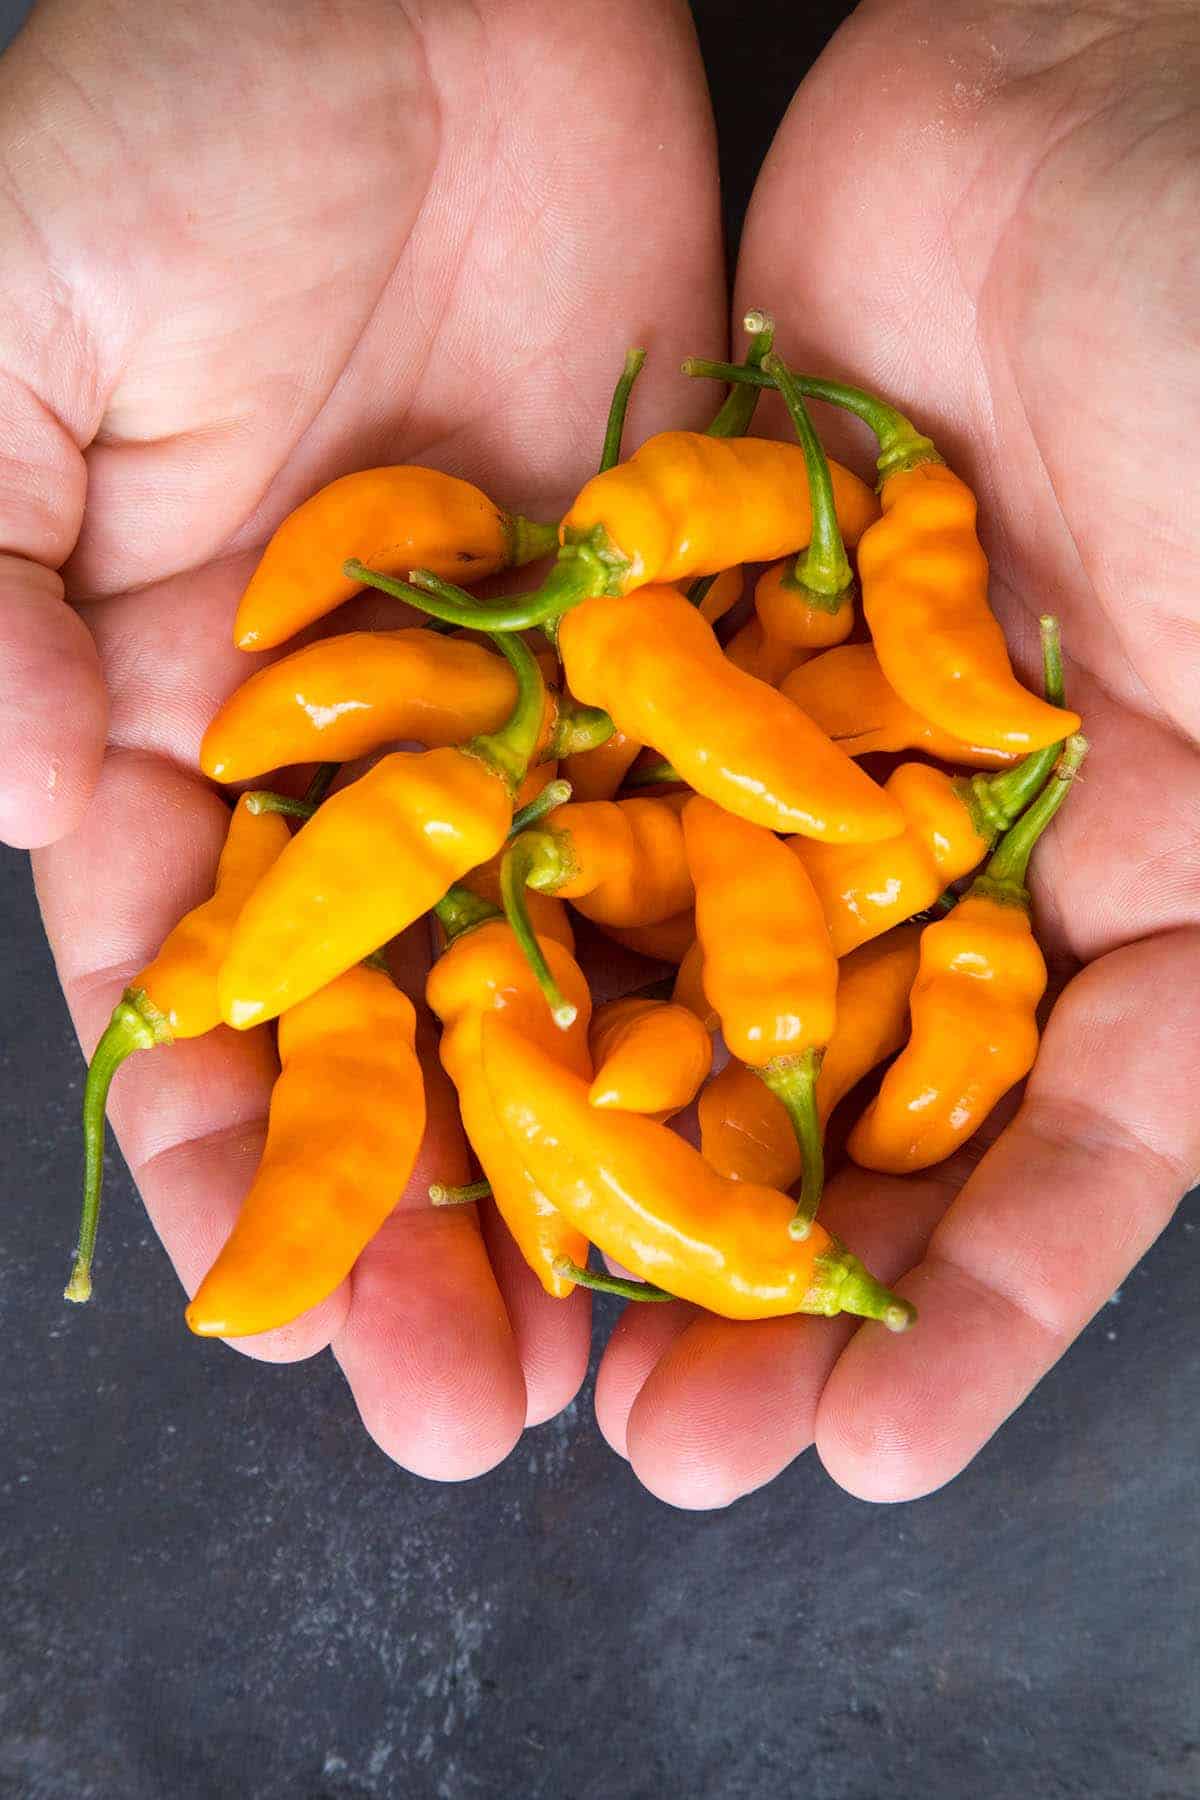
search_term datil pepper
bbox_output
[587,997,712,1120]
[480,1016,915,1328]
[219,631,546,1030]
[233,466,557,651]
[849,736,1087,1173]
[186,963,425,1338]
[598,909,697,966]
[684,796,838,1234]
[66,796,292,1303]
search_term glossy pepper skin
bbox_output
[426,919,591,1297]
[753,559,855,653]
[481,1016,915,1329]
[562,728,641,803]
[559,585,903,843]
[685,796,838,1230]
[514,796,693,929]
[66,797,292,1303]
[587,998,712,1120]
[186,965,425,1337]
[699,926,922,1187]
[233,466,556,651]
[781,643,1018,769]
[672,937,718,1030]
[859,464,1079,753]
[849,738,1086,1174]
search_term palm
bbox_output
[18,0,724,1474]
[597,0,1200,1506]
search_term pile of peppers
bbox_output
[65,311,1086,1353]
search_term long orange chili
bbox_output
[683,795,838,1234]
[587,997,712,1120]
[849,737,1087,1172]
[219,630,545,1030]
[186,963,425,1337]
[781,643,1019,768]
[425,899,592,1298]
[66,796,292,1303]
[480,1015,915,1329]
[233,467,557,651]
[698,925,923,1187]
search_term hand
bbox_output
[596,0,1200,1507]
[19,0,724,1475]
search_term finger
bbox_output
[593,1299,698,1461]
[479,1198,593,1429]
[616,1168,950,1510]
[817,930,1200,1503]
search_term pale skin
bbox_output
[9,0,1197,1500]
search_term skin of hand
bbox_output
[595,0,1200,1508]
[14,0,725,1478]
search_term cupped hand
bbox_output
[597,0,1200,1507]
[15,0,724,1475]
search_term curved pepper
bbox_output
[219,632,545,1029]
[201,630,605,784]
[557,586,904,842]
[234,467,557,651]
[426,915,592,1298]
[684,795,838,1233]
[587,998,712,1120]
[480,1016,914,1329]
[781,643,1019,769]
[66,797,292,1303]
[672,937,719,1030]
[698,925,923,1186]
[186,964,425,1337]
[598,910,697,965]
[849,737,1086,1172]
[722,618,814,689]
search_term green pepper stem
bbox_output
[599,347,646,474]
[303,762,340,807]
[762,350,854,605]
[685,573,718,610]
[500,833,578,1028]
[973,734,1088,904]
[549,695,614,758]
[508,516,560,567]
[705,309,775,438]
[244,790,316,820]
[811,1244,917,1331]
[553,1257,674,1302]
[429,1179,492,1205]
[433,884,502,944]
[464,631,547,794]
[67,993,172,1303]
[343,557,598,635]
[681,358,941,478]
[960,615,1069,836]
[510,779,572,837]
[759,1049,826,1238]
[619,757,681,790]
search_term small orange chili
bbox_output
[598,909,697,966]
[66,796,292,1303]
[186,963,425,1338]
[480,1015,914,1329]
[781,643,1019,769]
[233,467,558,651]
[425,899,592,1298]
[698,925,923,1187]
[219,631,546,1030]
[850,737,1086,1172]
[684,795,838,1233]
[587,997,712,1120]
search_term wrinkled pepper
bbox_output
[66,796,292,1302]
[186,964,425,1337]
[850,737,1087,1172]
[684,795,838,1234]
[219,631,546,1029]
[480,1016,915,1329]
[587,997,712,1120]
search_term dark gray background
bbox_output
[2,3,1196,1797]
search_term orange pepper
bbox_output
[598,909,697,965]
[186,964,425,1337]
[672,937,719,1030]
[66,797,292,1304]
[692,564,744,625]
[684,795,838,1232]
[562,727,642,803]
[426,914,592,1297]
[479,1016,914,1329]
[588,998,712,1120]
[698,925,922,1186]
[233,467,557,651]
[454,852,575,953]
[219,633,546,1030]
[754,560,855,651]
[722,617,814,688]
[850,738,1086,1172]
[781,643,1019,769]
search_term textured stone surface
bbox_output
[1,3,1197,1797]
